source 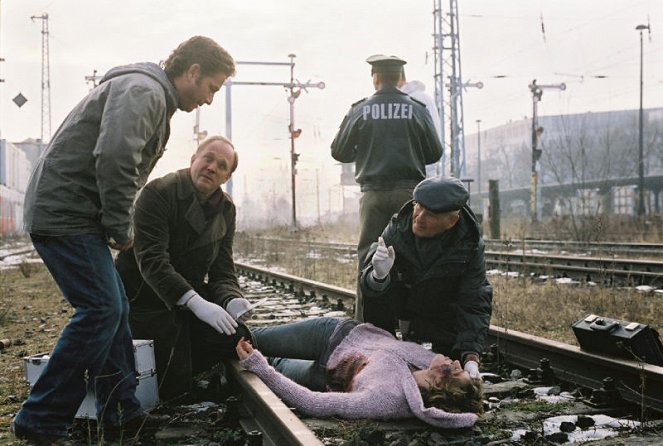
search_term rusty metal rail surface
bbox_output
[235,261,663,414]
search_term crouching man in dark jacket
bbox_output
[116,136,253,400]
[359,177,493,380]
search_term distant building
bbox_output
[464,108,663,217]
[14,138,46,168]
[0,139,36,236]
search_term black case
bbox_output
[572,314,663,366]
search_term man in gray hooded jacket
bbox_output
[13,36,235,445]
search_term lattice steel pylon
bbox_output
[31,13,51,142]
[432,0,466,178]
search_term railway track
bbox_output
[484,239,663,259]
[3,242,663,443]
[236,235,663,259]
[235,236,663,288]
[231,262,663,444]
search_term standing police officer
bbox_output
[331,54,443,321]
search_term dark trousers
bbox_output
[129,301,250,401]
[15,234,142,437]
[355,188,413,321]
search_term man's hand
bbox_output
[464,360,481,380]
[371,237,395,280]
[108,237,134,251]
[236,337,254,360]
[226,298,253,322]
[186,294,237,335]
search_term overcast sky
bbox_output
[0,0,661,223]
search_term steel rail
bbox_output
[484,252,663,286]
[227,360,324,446]
[486,326,663,413]
[237,237,663,287]
[0,248,35,261]
[235,261,663,413]
[484,239,663,258]
[239,235,663,259]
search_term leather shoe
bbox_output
[104,412,170,437]
[10,419,72,446]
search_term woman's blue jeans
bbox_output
[14,234,142,437]
[252,317,343,391]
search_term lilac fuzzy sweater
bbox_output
[239,323,479,428]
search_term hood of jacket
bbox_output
[401,80,427,95]
[101,62,178,116]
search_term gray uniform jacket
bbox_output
[23,62,178,245]
[330,86,442,192]
[360,201,493,358]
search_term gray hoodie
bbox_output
[23,62,179,244]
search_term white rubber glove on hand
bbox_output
[226,298,253,322]
[371,237,395,280]
[186,294,237,335]
[464,360,481,380]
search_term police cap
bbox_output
[413,177,469,213]
[366,54,407,75]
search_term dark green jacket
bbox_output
[360,200,493,358]
[116,168,242,311]
[115,169,244,399]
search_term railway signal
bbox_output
[528,79,566,223]
[224,56,325,229]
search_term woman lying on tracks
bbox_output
[235,317,483,428]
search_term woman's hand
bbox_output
[236,336,254,360]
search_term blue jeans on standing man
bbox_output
[14,233,143,437]
[252,317,349,391]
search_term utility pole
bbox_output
[475,119,481,193]
[528,79,565,223]
[31,13,51,142]
[193,107,207,146]
[287,54,299,230]
[432,0,481,178]
[223,57,325,229]
[636,22,651,217]
[0,0,5,139]
[84,69,102,91]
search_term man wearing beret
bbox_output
[359,177,493,379]
[331,54,443,321]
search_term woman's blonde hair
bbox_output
[421,378,484,414]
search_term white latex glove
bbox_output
[371,237,395,280]
[464,360,481,380]
[226,297,253,322]
[186,294,237,335]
